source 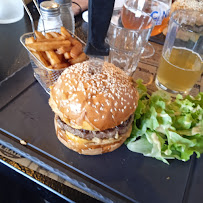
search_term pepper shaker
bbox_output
[55,0,75,34]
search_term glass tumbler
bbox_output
[0,0,24,24]
[104,8,154,76]
[121,0,171,58]
[155,10,203,95]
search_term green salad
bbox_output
[126,80,203,164]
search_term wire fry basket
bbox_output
[20,1,86,94]
[20,30,86,94]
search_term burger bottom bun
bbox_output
[54,116,132,155]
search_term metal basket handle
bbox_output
[21,0,45,35]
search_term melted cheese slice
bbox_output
[65,130,120,145]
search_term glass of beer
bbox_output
[155,10,203,94]
[121,0,171,58]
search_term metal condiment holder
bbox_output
[21,0,45,35]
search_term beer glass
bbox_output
[121,0,171,58]
[155,10,203,94]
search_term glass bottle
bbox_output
[55,0,75,34]
[37,1,63,32]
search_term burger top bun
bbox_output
[49,59,139,131]
[171,0,203,13]
[162,0,203,35]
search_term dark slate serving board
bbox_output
[0,64,198,203]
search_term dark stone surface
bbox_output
[0,65,196,203]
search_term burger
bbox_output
[49,59,139,155]
[162,0,203,35]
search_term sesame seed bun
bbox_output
[49,60,138,131]
[171,0,203,13]
[163,0,203,35]
[49,59,138,155]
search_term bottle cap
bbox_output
[40,1,60,16]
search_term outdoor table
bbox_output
[0,2,203,203]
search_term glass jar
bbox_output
[37,1,63,32]
[55,0,75,34]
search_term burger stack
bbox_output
[49,59,139,155]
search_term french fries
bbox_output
[45,50,61,66]
[34,31,45,39]
[56,46,71,54]
[31,51,50,67]
[49,32,61,38]
[36,36,66,42]
[25,36,35,44]
[25,27,87,70]
[70,43,83,58]
[54,63,69,69]
[45,32,53,39]
[69,53,87,65]
[61,26,72,38]
[64,52,71,59]
[26,40,71,51]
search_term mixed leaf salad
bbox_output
[126,80,203,164]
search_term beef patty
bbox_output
[56,115,134,140]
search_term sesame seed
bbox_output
[53,61,137,113]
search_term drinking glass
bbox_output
[121,0,171,58]
[155,10,203,95]
[104,8,154,76]
[0,0,24,24]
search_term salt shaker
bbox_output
[55,0,75,34]
[37,1,63,32]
